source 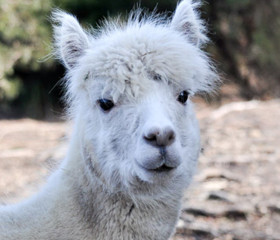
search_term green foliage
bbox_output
[0,0,54,104]
[0,78,22,100]
[0,0,53,66]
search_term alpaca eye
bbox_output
[177,91,189,104]
[97,99,115,111]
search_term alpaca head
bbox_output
[52,0,219,198]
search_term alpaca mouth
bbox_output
[151,164,175,173]
[136,161,176,174]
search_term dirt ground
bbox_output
[0,99,279,240]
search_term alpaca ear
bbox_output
[171,0,208,47]
[52,10,89,69]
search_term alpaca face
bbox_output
[52,0,219,197]
[82,75,200,195]
[81,75,201,195]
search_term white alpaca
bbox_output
[0,1,218,239]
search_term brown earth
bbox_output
[0,100,279,240]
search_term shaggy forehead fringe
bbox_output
[94,7,170,38]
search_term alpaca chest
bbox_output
[89,203,179,240]
[77,192,181,240]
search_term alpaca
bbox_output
[0,1,218,239]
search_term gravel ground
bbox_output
[0,99,279,240]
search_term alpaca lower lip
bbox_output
[137,162,176,173]
[150,164,175,173]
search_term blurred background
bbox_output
[0,0,280,119]
[0,1,280,240]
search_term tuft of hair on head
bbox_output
[171,0,208,47]
[98,6,169,39]
[51,9,90,70]
[127,6,168,27]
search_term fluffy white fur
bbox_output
[0,1,219,239]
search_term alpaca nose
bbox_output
[144,126,176,147]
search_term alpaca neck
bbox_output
[61,116,183,239]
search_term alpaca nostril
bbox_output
[165,129,176,145]
[145,131,159,142]
[144,127,176,146]
[168,131,175,141]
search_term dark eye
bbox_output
[177,91,189,104]
[97,99,115,111]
